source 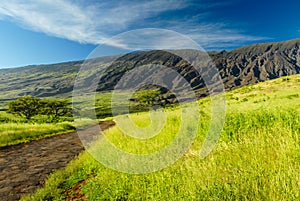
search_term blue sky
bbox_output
[0,0,299,68]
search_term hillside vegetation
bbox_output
[22,74,300,200]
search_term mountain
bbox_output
[212,39,300,89]
[0,39,299,108]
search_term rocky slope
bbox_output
[90,38,300,98]
[213,39,300,89]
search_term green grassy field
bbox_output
[22,75,300,200]
[0,122,74,147]
[0,112,74,147]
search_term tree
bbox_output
[40,99,72,122]
[7,96,72,122]
[7,96,41,120]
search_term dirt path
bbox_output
[0,120,115,201]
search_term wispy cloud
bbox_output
[0,0,98,43]
[104,28,201,50]
[152,10,270,50]
[175,23,270,50]
[0,0,268,50]
[0,0,187,43]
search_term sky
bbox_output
[0,0,299,69]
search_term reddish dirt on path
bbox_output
[0,120,115,201]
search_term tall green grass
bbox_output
[0,122,75,147]
[22,75,300,200]
[0,109,75,147]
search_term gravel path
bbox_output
[0,120,115,201]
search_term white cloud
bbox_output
[0,0,268,50]
[0,0,188,44]
[0,0,99,43]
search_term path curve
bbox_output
[0,120,115,201]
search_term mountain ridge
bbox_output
[0,38,299,108]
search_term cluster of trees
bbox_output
[130,88,177,110]
[7,96,72,122]
[131,89,162,106]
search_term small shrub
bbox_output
[286,94,299,99]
